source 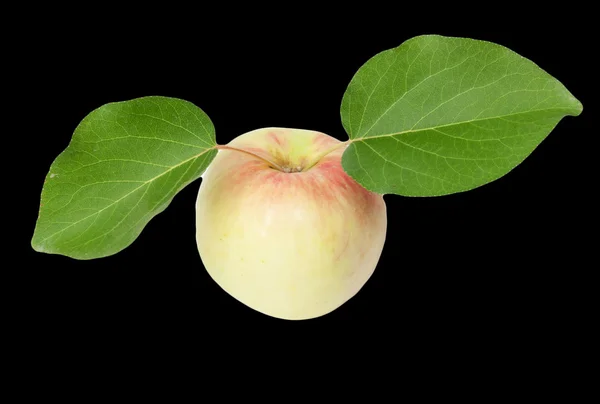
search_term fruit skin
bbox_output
[195,128,387,320]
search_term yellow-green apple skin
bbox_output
[195,128,387,320]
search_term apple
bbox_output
[195,128,387,320]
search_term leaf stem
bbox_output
[215,145,285,171]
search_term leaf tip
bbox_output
[572,97,583,116]
[31,237,47,254]
[31,229,53,255]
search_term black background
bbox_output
[21,8,592,349]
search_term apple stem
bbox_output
[215,145,285,171]
[303,141,350,171]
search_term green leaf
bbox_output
[340,35,583,196]
[31,96,218,259]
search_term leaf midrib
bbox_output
[36,146,216,244]
[350,107,577,143]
